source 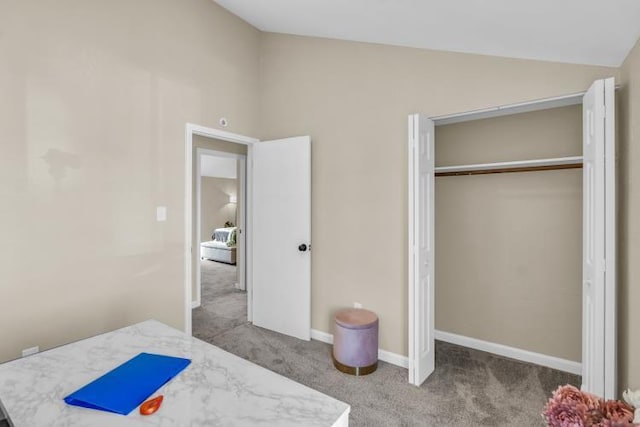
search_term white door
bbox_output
[408,114,435,386]
[582,77,616,399]
[251,136,311,341]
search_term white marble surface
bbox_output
[0,320,350,427]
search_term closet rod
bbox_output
[435,156,583,177]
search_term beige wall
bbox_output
[0,0,259,362]
[200,177,238,243]
[257,33,617,356]
[619,38,640,392]
[435,106,582,362]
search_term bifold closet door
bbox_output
[408,114,435,386]
[582,77,616,399]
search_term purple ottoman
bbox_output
[332,308,379,376]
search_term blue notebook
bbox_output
[64,352,191,415]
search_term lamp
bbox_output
[229,194,237,204]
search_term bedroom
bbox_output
[1,0,640,426]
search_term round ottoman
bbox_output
[332,308,379,376]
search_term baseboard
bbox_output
[310,329,409,369]
[310,329,333,344]
[434,330,582,376]
[191,300,201,309]
[311,328,580,374]
[378,349,409,369]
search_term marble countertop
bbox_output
[0,320,349,427]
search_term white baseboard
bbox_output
[378,349,409,369]
[191,300,201,309]
[310,329,333,344]
[434,330,582,376]
[310,329,409,369]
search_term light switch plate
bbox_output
[156,206,167,222]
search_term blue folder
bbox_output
[64,352,191,415]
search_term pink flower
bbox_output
[601,400,635,424]
[554,385,603,410]
[544,401,586,427]
[543,385,639,427]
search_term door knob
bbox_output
[298,244,308,252]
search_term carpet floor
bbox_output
[192,260,246,341]
[193,260,579,426]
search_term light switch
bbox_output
[156,206,167,222]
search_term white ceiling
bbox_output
[215,0,640,66]
[201,155,237,179]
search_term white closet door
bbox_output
[251,136,311,341]
[408,114,435,386]
[582,77,616,399]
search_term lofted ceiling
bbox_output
[214,0,640,67]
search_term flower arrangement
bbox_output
[543,385,640,426]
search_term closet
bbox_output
[435,104,582,364]
[407,78,616,399]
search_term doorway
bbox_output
[184,124,256,338]
[184,123,313,343]
[193,148,247,339]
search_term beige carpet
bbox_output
[192,260,246,341]
[193,260,579,426]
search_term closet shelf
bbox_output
[435,156,583,177]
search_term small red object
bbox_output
[140,395,163,416]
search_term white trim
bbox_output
[407,114,417,383]
[310,329,409,369]
[191,301,201,309]
[310,329,333,344]
[435,156,583,174]
[434,330,582,376]
[245,146,254,322]
[184,125,193,335]
[603,77,617,399]
[432,92,585,126]
[431,86,621,127]
[378,349,409,369]
[184,123,258,337]
[194,149,202,310]
[188,123,259,145]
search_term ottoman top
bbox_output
[335,308,378,330]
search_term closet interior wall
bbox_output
[434,104,583,362]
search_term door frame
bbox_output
[407,82,616,393]
[184,123,257,336]
[194,148,247,308]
